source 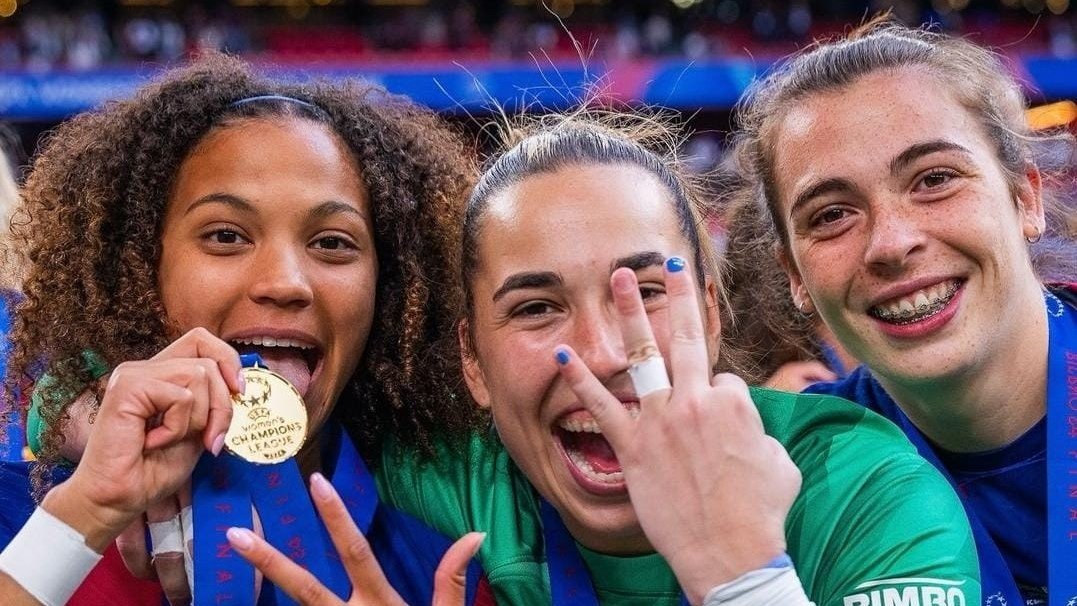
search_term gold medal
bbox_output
[224,365,308,465]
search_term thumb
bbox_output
[432,532,485,606]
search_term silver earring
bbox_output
[1026,229,1042,244]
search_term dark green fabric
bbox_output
[376,387,982,605]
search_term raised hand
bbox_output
[228,473,485,606]
[554,258,802,605]
[41,327,242,554]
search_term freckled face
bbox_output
[158,117,377,438]
[462,163,719,554]
[773,67,1044,383]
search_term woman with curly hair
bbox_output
[729,18,1077,605]
[0,54,489,606]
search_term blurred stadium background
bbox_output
[0,0,1075,175]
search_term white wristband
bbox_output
[0,507,103,606]
[702,560,815,606]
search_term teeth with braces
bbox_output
[872,281,959,324]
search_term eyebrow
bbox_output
[308,200,366,221]
[789,179,858,218]
[888,140,973,175]
[184,193,255,216]
[184,195,365,221]
[611,251,665,273]
[491,271,562,302]
[789,139,973,218]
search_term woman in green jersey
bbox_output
[363,113,985,605]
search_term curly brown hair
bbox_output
[7,53,484,494]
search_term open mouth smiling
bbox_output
[553,406,639,492]
[229,334,323,396]
[868,279,963,325]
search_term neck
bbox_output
[877,288,1049,453]
[566,522,655,557]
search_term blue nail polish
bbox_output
[666,256,686,273]
[555,349,570,365]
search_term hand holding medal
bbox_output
[553,257,802,605]
[40,328,242,554]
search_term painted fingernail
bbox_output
[211,432,226,457]
[236,371,246,395]
[554,348,570,366]
[226,527,254,551]
[665,256,686,273]
[310,472,333,502]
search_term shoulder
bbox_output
[749,385,910,459]
[748,390,981,604]
[375,431,547,596]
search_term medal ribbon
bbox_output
[192,354,379,605]
[539,499,690,606]
[1045,289,1077,603]
[881,291,1076,605]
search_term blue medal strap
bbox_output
[539,499,690,606]
[192,353,380,605]
[1044,289,1077,603]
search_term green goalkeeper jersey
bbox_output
[375,387,981,606]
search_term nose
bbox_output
[862,202,927,275]
[247,242,314,309]
[569,303,628,382]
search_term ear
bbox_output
[702,276,722,363]
[777,246,814,315]
[458,319,492,410]
[1015,165,1046,242]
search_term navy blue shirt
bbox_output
[804,286,1077,606]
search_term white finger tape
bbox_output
[181,505,195,595]
[149,514,184,555]
[627,355,671,397]
[0,507,103,606]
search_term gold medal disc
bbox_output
[224,366,308,465]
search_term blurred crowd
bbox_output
[1,0,1076,70]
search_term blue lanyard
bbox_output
[539,499,690,606]
[1044,290,1077,604]
[884,291,1075,605]
[192,354,378,605]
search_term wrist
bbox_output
[41,476,135,553]
[0,507,105,606]
[699,555,811,606]
[672,541,787,604]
